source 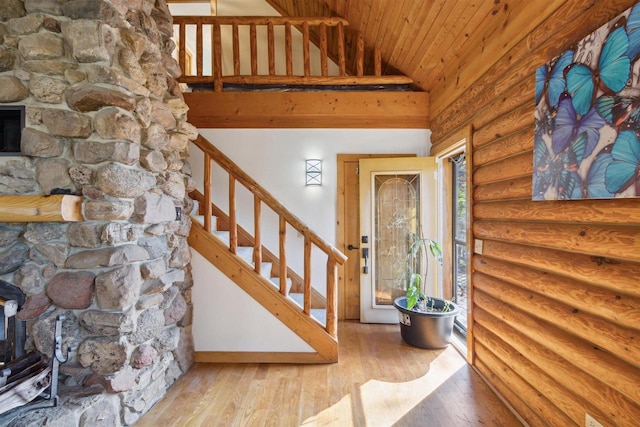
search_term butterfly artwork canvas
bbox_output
[533,1,640,200]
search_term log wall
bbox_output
[430,1,640,425]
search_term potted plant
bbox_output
[393,229,460,349]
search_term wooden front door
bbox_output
[336,154,415,320]
[359,157,438,323]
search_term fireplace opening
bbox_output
[0,280,71,419]
[0,106,24,156]
[0,280,26,364]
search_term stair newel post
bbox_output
[326,258,337,337]
[253,195,262,275]
[203,150,212,232]
[303,235,312,315]
[279,216,287,295]
[213,22,223,92]
[229,176,237,254]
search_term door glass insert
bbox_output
[373,174,420,306]
[452,154,468,334]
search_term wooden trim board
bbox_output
[184,91,429,128]
[195,351,331,364]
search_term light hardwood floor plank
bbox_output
[137,321,522,426]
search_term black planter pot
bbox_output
[393,296,460,349]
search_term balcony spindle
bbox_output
[250,23,258,75]
[213,23,223,92]
[320,23,328,76]
[285,22,293,76]
[337,22,346,76]
[268,22,275,75]
[302,21,310,77]
[374,46,381,76]
[179,24,186,76]
[232,23,240,75]
[196,21,203,77]
[356,31,364,76]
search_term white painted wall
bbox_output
[191,251,314,351]
[190,128,430,352]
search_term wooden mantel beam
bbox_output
[0,195,84,222]
[184,91,429,129]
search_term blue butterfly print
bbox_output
[533,132,587,200]
[605,129,640,194]
[595,95,640,130]
[535,50,574,109]
[565,25,631,116]
[626,3,640,61]
[580,145,614,199]
[552,94,604,156]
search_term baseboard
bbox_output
[195,351,336,364]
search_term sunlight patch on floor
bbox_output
[301,345,467,426]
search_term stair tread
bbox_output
[288,293,326,326]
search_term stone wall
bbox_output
[0,0,196,425]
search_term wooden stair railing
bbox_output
[190,135,347,339]
[172,16,413,91]
[189,188,327,310]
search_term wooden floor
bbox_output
[137,322,522,426]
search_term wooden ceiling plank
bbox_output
[386,0,446,77]
[375,0,408,74]
[431,0,566,116]
[408,0,487,85]
[396,0,462,81]
[363,0,391,74]
[358,1,377,73]
[419,0,498,87]
[383,0,432,71]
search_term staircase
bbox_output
[193,217,327,325]
[188,135,346,363]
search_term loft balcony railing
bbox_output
[172,16,413,91]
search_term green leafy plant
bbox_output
[403,229,447,311]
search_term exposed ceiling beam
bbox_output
[183,91,429,129]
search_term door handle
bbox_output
[347,244,359,250]
[362,247,369,274]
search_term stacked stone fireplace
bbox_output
[0,0,196,425]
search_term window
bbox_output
[450,153,468,335]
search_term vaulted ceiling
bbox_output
[266,0,570,115]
